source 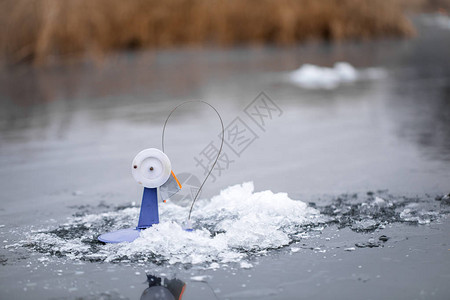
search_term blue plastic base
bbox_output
[98,228,141,243]
[99,187,160,243]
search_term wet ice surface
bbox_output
[1,16,450,300]
[3,188,450,299]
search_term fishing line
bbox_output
[161,101,224,220]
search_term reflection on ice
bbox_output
[142,274,186,300]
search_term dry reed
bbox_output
[0,0,445,64]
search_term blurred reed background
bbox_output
[0,0,449,65]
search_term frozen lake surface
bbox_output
[0,17,449,299]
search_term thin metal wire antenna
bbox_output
[161,101,224,220]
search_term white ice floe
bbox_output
[19,182,320,268]
[240,261,254,269]
[190,275,211,282]
[288,62,386,89]
[290,247,300,253]
[422,14,450,30]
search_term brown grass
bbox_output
[0,0,442,64]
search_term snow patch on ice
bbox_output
[422,14,450,30]
[290,247,300,253]
[240,261,254,269]
[190,275,211,282]
[288,62,386,89]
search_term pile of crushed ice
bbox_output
[11,183,446,268]
[288,62,386,89]
[19,182,321,266]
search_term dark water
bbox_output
[0,17,449,299]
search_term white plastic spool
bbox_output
[132,148,171,188]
